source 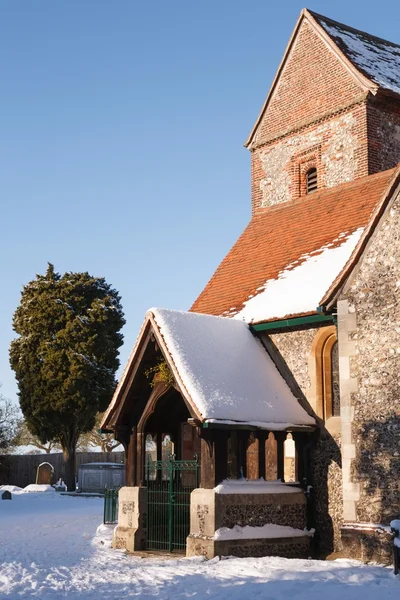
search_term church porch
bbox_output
[101,308,316,558]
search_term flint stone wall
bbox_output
[271,328,343,553]
[254,111,361,210]
[187,536,310,560]
[341,526,394,565]
[187,487,308,559]
[338,188,400,527]
[368,100,400,174]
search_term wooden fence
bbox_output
[0,451,125,489]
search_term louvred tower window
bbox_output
[306,167,318,193]
[291,146,322,199]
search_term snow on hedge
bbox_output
[150,308,315,427]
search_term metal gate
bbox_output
[103,488,119,524]
[145,456,199,552]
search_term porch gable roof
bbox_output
[102,308,315,431]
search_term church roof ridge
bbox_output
[307,9,400,50]
[310,10,400,96]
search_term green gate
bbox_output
[145,456,199,552]
[103,488,119,524]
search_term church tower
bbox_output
[246,10,400,214]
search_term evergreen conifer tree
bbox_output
[9,264,125,489]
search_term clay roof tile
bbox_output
[191,168,398,323]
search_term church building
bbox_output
[102,9,400,563]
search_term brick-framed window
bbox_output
[290,145,323,199]
[306,167,318,193]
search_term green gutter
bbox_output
[250,313,334,332]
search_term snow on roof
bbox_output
[231,228,363,324]
[191,169,397,322]
[315,13,400,95]
[150,308,315,427]
[204,419,311,430]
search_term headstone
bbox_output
[2,490,12,500]
[36,462,54,485]
[54,478,67,492]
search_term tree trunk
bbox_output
[62,445,77,491]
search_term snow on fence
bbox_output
[0,452,125,489]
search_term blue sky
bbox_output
[1,0,399,405]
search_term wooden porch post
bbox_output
[156,432,162,462]
[292,432,306,487]
[199,429,228,488]
[238,431,248,478]
[136,431,145,486]
[156,432,163,482]
[257,431,268,480]
[214,430,228,485]
[275,432,286,482]
[200,430,215,489]
[114,425,133,486]
[126,426,137,486]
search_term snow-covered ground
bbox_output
[0,488,398,599]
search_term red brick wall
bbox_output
[367,97,400,174]
[248,18,400,215]
[249,19,371,214]
[254,20,364,146]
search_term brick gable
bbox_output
[246,14,373,214]
[252,19,364,148]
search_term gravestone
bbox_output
[36,462,54,485]
[1,490,12,500]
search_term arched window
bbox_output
[306,168,318,194]
[311,326,340,420]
